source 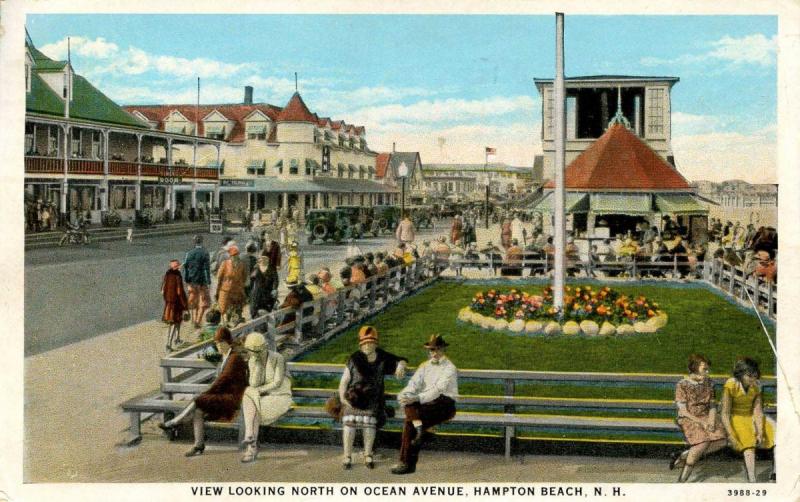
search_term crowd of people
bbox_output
[25,199,59,232]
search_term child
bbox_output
[161,259,188,351]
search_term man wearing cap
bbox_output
[184,235,211,330]
[216,245,247,326]
[338,326,408,469]
[391,334,458,475]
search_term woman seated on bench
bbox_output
[240,332,293,463]
[159,327,248,457]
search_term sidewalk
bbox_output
[24,319,774,483]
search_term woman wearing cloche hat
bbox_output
[337,325,408,470]
[239,331,293,463]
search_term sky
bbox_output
[26,14,778,183]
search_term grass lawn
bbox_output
[298,280,776,376]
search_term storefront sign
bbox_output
[158,176,183,184]
[221,179,255,187]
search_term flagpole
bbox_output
[62,37,72,225]
[192,77,199,219]
[484,148,489,229]
[553,13,567,317]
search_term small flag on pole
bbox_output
[485,147,496,155]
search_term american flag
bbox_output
[485,147,496,154]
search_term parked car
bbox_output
[372,205,401,235]
[407,205,434,229]
[305,208,358,244]
[335,206,380,237]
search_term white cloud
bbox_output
[104,83,245,105]
[369,121,541,167]
[39,36,120,60]
[350,95,539,125]
[640,33,776,69]
[672,125,776,183]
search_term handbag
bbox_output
[324,394,343,422]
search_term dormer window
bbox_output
[165,122,186,134]
[348,137,355,149]
[338,135,345,148]
[246,122,267,140]
[205,123,226,140]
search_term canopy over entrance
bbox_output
[590,193,651,215]
[654,194,708,215]
[533,192,589,213]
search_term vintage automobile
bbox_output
[372,205,401,235]
[305,208,366,244]
[406,205,434,229]
[336,206,381,237]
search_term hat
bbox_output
[228,245,240,256]
[244,332,267,352]
[358,326,379,346]
[423,334,449,349]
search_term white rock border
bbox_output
[457,307,668,336]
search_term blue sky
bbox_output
[27,14,778,182]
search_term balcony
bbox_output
[25,155,219,180]
[24,156,62,174]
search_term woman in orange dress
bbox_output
[721,357,776,482]
[669,354,727,482]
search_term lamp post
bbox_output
[398,161,408,217]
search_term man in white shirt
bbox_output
[391,335,458,475]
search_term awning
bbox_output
[246,160,266,169]
[165,123,186,134]
[273,159,283,169]
[205,123,226,134]
[654,194,709,215]
[245,122,267,134]
[590,193,651,215]
[305,158,320,169]
[533,192,589,213]
[217,177,395,194]
[348,164,356,171]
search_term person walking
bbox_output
[500,217,513,249]
[240,332,293,463]
[216,245,247,326]
[395,212,416,245]
[450,213,463,247]
[721,358,776,482]
[249,255,278,318]
[183,235,211,330]
[285,241,302,285]
[159,327,248,456]
[338,326,408,469]
[670,354,728,482]
[391,334,458,475]
[161,259,188,352]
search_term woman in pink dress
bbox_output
[670,354,727,482]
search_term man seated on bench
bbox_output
[391,334,458,475]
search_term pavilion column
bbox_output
[101,129,110,212]
[61,124,70,223]
[586,211,595,237]
[166,138,173,219]
[316,192,323,209]
[135,134,142,211]
[282,192,289,212]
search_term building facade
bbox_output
[125,89,397,221]
[420,163,536,203]
[692,180,778,209]
[534,75,679,180]
[24,35,222,225]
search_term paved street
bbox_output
[24,222,453,356]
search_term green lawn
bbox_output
[298,280,776,376]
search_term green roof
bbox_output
[26,42,147,129]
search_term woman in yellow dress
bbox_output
[285,241,302,285]
[720,358,776,482]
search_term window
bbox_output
[313,130,320,144]
[274,160,283,175]
[359,165,364,179]
[544,88,554,140]
[247,160,266,176]
[48,126,58,156]
[348,164,355,179]
[337,164,344,178]
[91,131,102,159]
[368,166,374,180]
[71,129,82,157]
[360,139,366,150]
[348,137,354,149]
[205,123,226,140]
[647,88,664,137]
[324,131,332,142]
[338,135,345,148]
[246,122,267,140]
[289,159,298,175]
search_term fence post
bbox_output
[162,366,173,399]
[315,297,327,337]
[504,379,515,414]
[336,289,346,326]
[294,303,304,346]
[266,313,277,352]
[672,254,678,277]
[369,277,377,313]
[728,263,735,295]
[767,278,774,317]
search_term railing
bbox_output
[68,159,104,174]
[141,163,169,177]
[444,254,776,320]
[108,160,138,176]
[24,155,63,173]
[160,257,440,387]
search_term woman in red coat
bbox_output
[159,327,248,456]
[162,259,188,352]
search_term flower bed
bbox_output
[457,285,668,336]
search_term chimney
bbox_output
[244,86,253,105]
[392,142,396,153]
